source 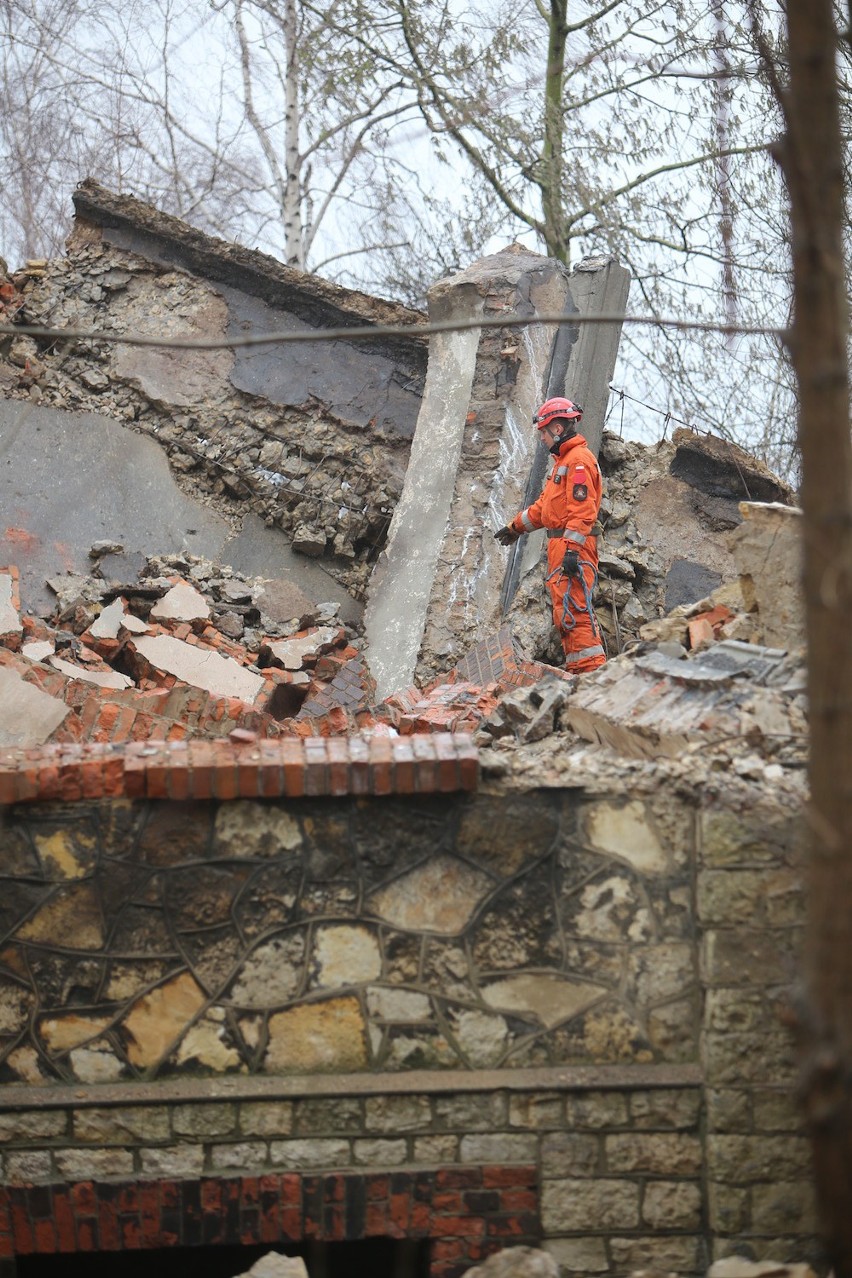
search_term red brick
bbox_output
[432,1191,464,1213]
[76,1221,97,1252]
[33,1218,57,1254]
[281,739,306,797]
[365,1203,389,1235]
[279,1207,301,1239]
[481,1166,537,1188]
[368,734,393,795]
[11,1204,35,1256]
[435,1169,483,1189]
[366,1175,389,1201]
[430,1237,466,1262]
[139,1183,160,1248]
[98,1197,121,1251]
[411,735,439,792]
[432,1216,485,1238]
[391,737,416,793]
[70,1183,97,1217]
[326,737,351,796]
[498,1189,538,1212]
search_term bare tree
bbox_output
[754,0,852,1263]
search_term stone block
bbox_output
[364,1094,432,1133]
[459,1133,538,1164]
[541,1179,639,1232]
[705,988,780,1035]
[605,1131,702,1175]
[172,1102,237,1137]
[708,1134,812,1183]
[509,1094,564,1129]
[752,1090,804,1134]
[240,1101,295,1137]
[544,1237,609,1275]
[642,1180,702,1229]
[434,1093,509,1131]
[707,1181,751,1233]
[54,1146,135,1178]
[704,1032,797,1087]
[750,1180,818,1235]
[702,929,801,988]
[565,1092,629,1129]
[627,943,695,1005]
[413,1135,459,1163]
[73,1105,171,1143]
[698,868,803,927]
[140,1144,206,1176]
[269,1138,351,1169]
[608,1235,703,1271]
[706,1089,752,1133]
[628,1089,701,1129]
[540,1132,600,1178]
[209,1141,268,1171]
[700,808,804,869]
[729,502,802,649]
[353,1138,408,1166]
[0,1109,68,1140]
[294,1098,363,1135]
[4,1150,53,1183]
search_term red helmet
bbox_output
[534,397,583,431]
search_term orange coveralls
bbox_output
[509,433,606,673]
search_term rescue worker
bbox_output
[495,397,606,673]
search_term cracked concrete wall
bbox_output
[3,183,427,607]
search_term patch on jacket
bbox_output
[572,465,588,501]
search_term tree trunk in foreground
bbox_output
[782,1,852,1270]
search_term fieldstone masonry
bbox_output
[0,774,814,1275]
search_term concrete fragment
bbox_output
[261,627,341,671]
[0,570,22,645]
[462,1248,558,1278]
[150,580,210,622]
[132,633,264,701]
[22,640,54,661]
[48,655,134,690]
[0,665,70,744]
[236,1255,309,1278]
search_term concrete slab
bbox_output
[0,666,69,745]
[132,634,265,702]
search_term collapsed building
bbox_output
[0,182,814,1278]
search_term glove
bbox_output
[494,525,521,546]
[562,549,580,577]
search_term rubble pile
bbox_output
[0,553,380,748]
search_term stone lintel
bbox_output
[0,1063,702,1111]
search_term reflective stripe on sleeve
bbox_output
[520,510,536,532]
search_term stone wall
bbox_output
[0,780,818,1275]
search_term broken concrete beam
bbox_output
[728,501,803,650]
